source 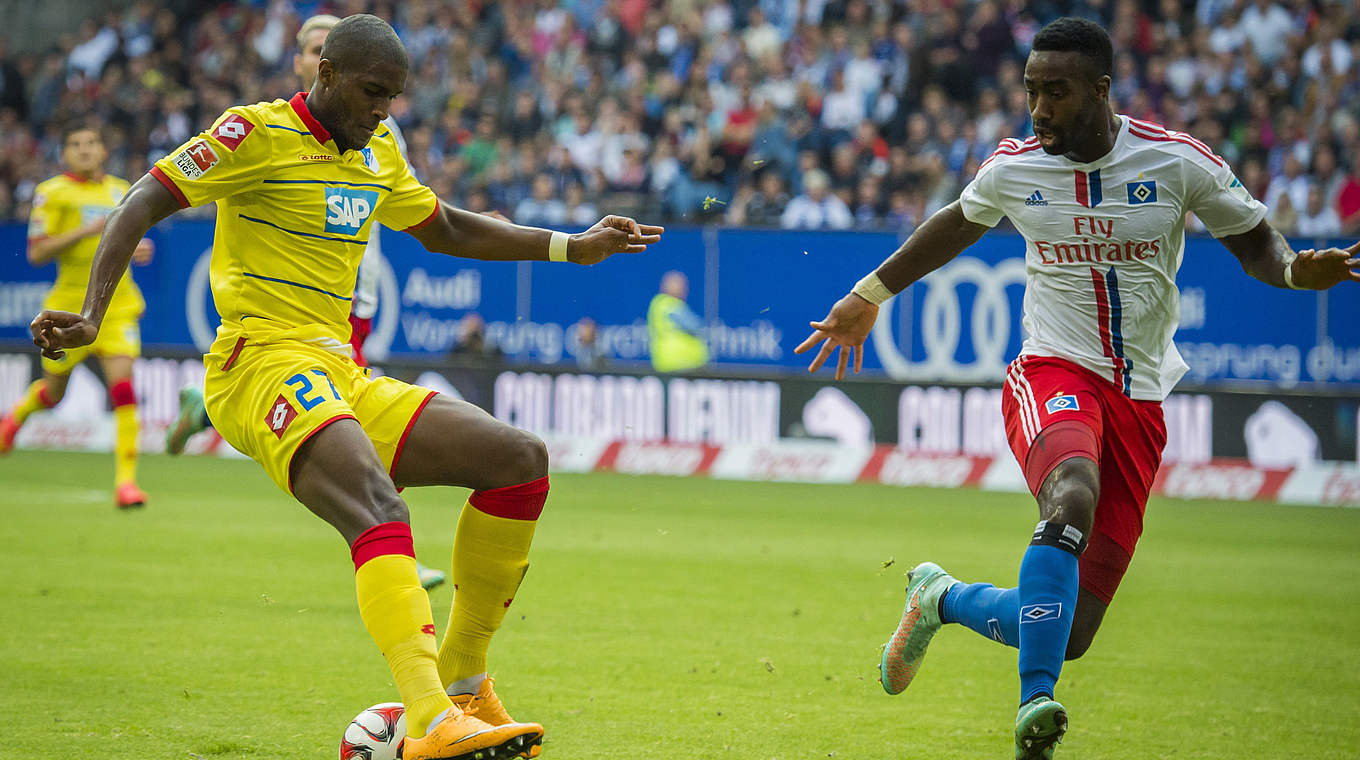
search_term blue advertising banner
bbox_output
[1,220,1356,387]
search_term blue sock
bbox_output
[941,583,1019,647]
[1017,521,1084,704]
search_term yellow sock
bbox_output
[352,523,451,739]
[10,379,56,425]
[109,379,138,486]
[438,477,548,686]
[113,404,138,486]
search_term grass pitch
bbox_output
[3,449,1358,759]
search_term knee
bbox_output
[1038,459,1099,537]
[42,381,67,405]
[483,426,549,487]
[516,430,550,481]
[368,489,410,525]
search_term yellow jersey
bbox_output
[151,93,437,353]
[29,172,144,320]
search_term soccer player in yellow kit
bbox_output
[2,122,154,508]
[164,12,450,591]
[32,15,662,760]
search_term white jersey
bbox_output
[352,115,409,320]
[959,115,1266,401]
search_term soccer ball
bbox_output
[340,702,406,760]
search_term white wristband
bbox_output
[1282,258,1302,289]
[548,230,569,262]
[851,272,895,305]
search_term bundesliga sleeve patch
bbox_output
[213,114,255,151]
[173,141,220,179]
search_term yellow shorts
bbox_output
[42,316,141,375]
[203,336,437,494]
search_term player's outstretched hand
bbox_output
[570,215,664,265]
[30,310,98,360]
[794,293,880,380]
[1292,242,1360,289]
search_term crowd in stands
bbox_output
[1,0,1359,238]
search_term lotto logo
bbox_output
[213,114,254,151]
[324,187,379,234]
[173,141,219,179]
[1044,394,1080,414]
[266,395,297,438]
[420,624,436,636]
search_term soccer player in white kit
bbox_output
[796,17,1359,759]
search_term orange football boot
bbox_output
[402,702,541,760]
[0,412,19,454]
[115,482,148,509]
[449,678,544,758]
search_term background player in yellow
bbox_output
[2,121,155,509]
[31,14,662,760]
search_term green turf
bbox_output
[3,449,1358,759]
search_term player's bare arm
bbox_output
[407,200,664,265]
[30,176,180,359]
[795,200,988,379]
[1218,219,1360,290]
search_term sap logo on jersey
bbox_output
[325,187,378,234]
[1044,394,1080,414]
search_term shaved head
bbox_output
[320,13,408,75]
[308,13,409,152]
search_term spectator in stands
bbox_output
[1336,163,1360,235]
[1267,191,1299,236]
[1,0,1359,236]
[1296,184,1342,240]
[782,168,852,230]
[1237,0,1296,67]
[1266,154,1311,216]
[514,173,568,228]
[448,312,503,366]
[563,181,600,227]
[729,169,790,228]
[571,317,608,371]
[1301,21,1352,81]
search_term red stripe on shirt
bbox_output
[404,201,440,231]
[1126,118,1217,156]
[1074,170,1089,207]
[1089,267,1120,387]
[1127,125,1223,166]
[979,143,1042,169]
[1128,122,1219,158]
[149,166,190,208]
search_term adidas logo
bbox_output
[1024,190,1048,206]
